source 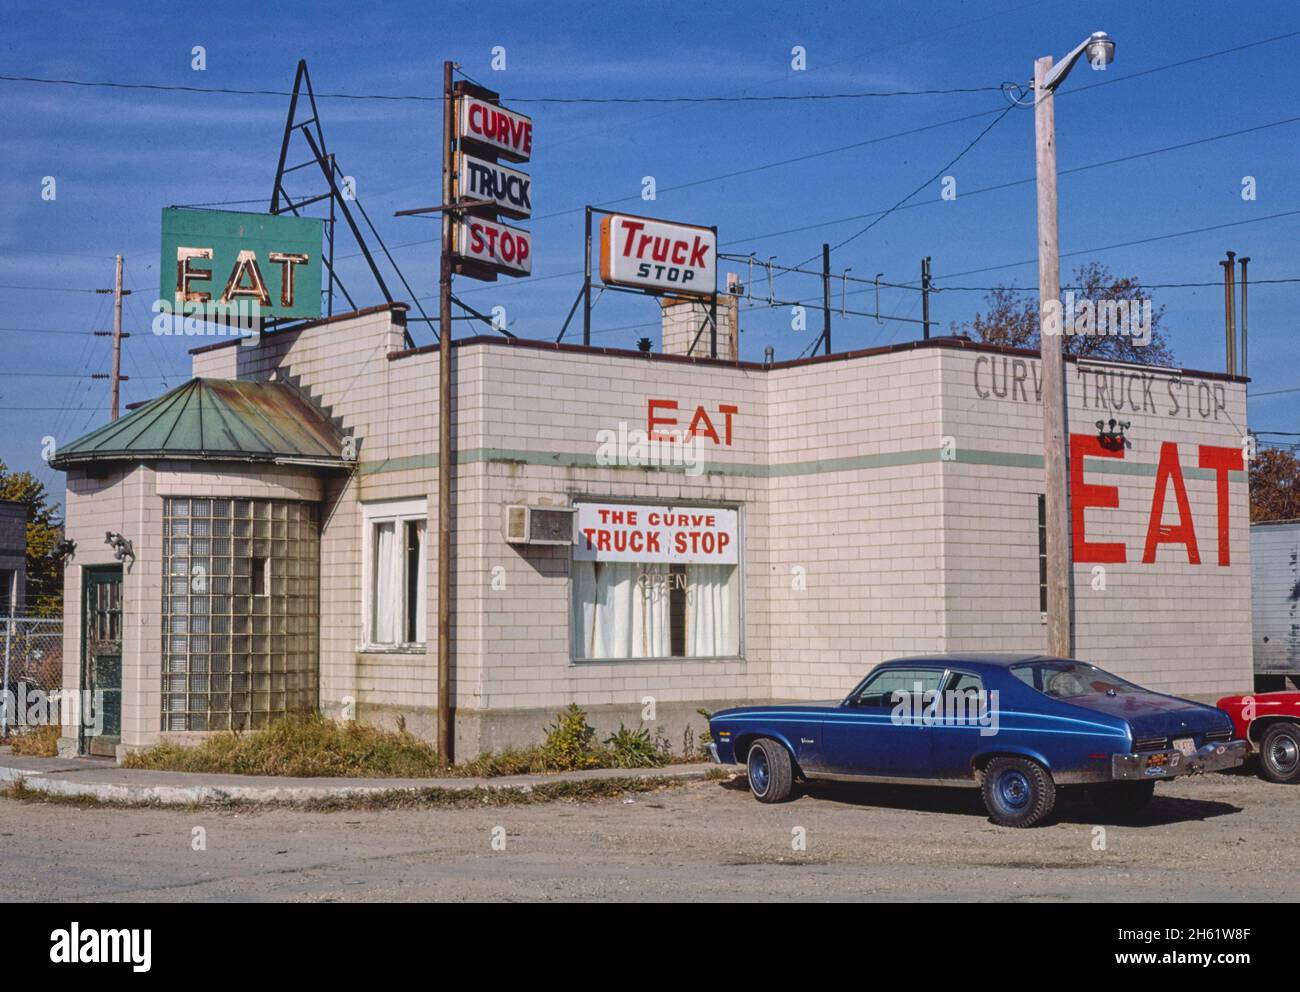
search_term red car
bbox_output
[1216,692,1300,783]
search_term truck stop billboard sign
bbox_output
[599,213,716,298]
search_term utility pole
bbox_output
[583,207,592,346]
[437,59,455,764]
[93,255,130,417]
[821,243,831,355]
[1035,54,1072,659]
[1027,34,1114,659]
[110,254,124,420]
[921,256,932,340]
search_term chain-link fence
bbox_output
[1,616,64,737]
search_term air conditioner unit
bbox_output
[504,505,575,546]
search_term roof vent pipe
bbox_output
[1219,250,1236,376]
[1238,256,1250,379]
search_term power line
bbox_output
[338,33,1300,263]
[0,325,100,336]
[0,405,114,412]
[81,112,1300,278]
[729,209,1300,314]
[0,371,169,379]
[937,277,1300,293]
[939,208,1300,280]
[0,284,99,294]
[797,102,1017,265]
[0,72,1006,104]
[5,29,1297,105]
[724,114,1300,248]
[1062,29,1300,100]
[508,86,1008,103]
[356,104,1017,264]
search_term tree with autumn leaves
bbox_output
[0,460,63,616]
[955,263,1296,524]
[1250,446,1300,523]
[953,262,1175,367]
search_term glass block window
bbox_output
[161,496,319,731]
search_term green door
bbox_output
[82,566,123,756]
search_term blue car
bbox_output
[708,654,1248,827]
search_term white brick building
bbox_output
[53,302,1253,758]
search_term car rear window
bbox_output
[1010,660,1142,699]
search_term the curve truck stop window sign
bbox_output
[161,208,323,320]
[574,503,738,565]
[599,214,716,297]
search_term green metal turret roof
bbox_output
[50,378,349,470]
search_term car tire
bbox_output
[1259,723,1300,784]
[981,756,1056,828]
[746,738,794,803]
[1087,781,1155,817]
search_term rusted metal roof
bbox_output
[50,378,348,470]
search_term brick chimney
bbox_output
[658,272,739,360]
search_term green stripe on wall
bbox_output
[358,446,1246,483]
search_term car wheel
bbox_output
[981,756,1056,828]
[746,738,793,803]
[1087,781,1155,817]
[1259,723,1300,784]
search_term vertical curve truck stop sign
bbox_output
[160,208,323,320]
[599,214,716,297]
[453,90,534,281]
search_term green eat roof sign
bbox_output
[160,208,322,319]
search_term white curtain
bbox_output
[687,564,738,657]
[412,521,427,644]
[572,562,668,659]
[629,565,669,658]
[372,521,400,644]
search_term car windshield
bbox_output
[1010,660,1143,700]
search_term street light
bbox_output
[1035,32,1115,659]
[1041,32,1116,92]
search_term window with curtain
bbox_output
[570,509,741,661]
[362,500,427,648]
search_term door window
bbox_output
[851,668,944,708]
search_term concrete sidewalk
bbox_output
[0,751,721,806]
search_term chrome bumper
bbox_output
[707,742,721,764]
[1112,740,1248,781]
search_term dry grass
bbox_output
[122,714,444,778]
[8,724,59,757]
[117,711,710,780]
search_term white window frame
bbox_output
[360,498,428,651]
[568,498,745,664]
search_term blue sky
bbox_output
[2,0,1298,506]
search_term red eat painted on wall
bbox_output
[647,399,738,445]
[1069,434,1243,566]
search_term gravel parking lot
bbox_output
[1,766,1294,902]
